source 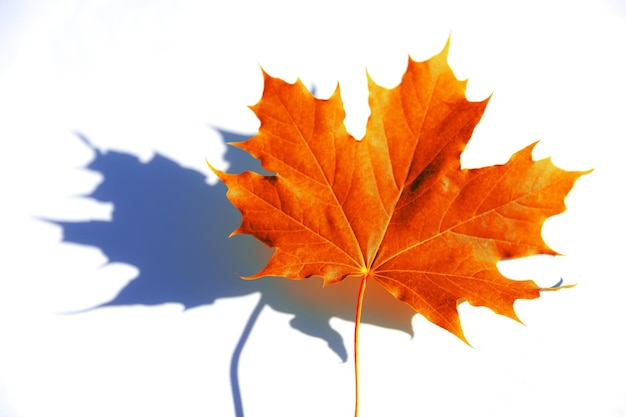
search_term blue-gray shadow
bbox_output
[52,131,416,417]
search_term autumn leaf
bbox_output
[214,41,587,347]
[212,40,590,416]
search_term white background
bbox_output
[1,1,626,416]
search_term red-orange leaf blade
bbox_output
[214,41,589,342]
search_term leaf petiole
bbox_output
[354,273,368,417]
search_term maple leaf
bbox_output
[213,42,588,344]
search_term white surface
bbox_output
[1,1,625,416]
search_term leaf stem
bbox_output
[354,273,368,417]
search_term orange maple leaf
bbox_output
[214,41,589,416]
[214,42,586,343]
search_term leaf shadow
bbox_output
[51,130,417,417]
